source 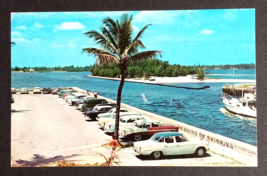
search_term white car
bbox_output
[65,93,84,102]
[133,132,210,159]
[103,115,147,134]
[96,107,129,121]
[33,87,42,94]
[98,112,142,128]
[68,94,87,104]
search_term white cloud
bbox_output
[55,22,85,30]
[11,31,21,36]
[68,43,75,47]
[51,43,63,47]
[201,30,214,35]
[34,22,43,28]
[11,37,28,42]
[222,10,237,20]
[16,25,27,30]
[133,11,183,25]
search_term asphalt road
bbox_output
[11,93,254,166]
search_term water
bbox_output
[204,69,256,80]
[11,70,257,146]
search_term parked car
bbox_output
[65,93,86,103]
[73,96,95,107]
[11,94,14,103]
[70,94,89,106]
[86,103,117,111]
[119,119,179,141]
[75,96,96,109]
[33,87,42,94]
[58,90,77,97]
[84,106,113,121]
[11,88,17,94]
[81,99,109,112]
[51,88,60,95]
[102,114,145,134]
[96,107,129,121]
[43,87,53,94]
[133,132,210,159]
[20,87,29,94]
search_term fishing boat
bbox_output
[221,92,256,118]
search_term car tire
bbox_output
[134,134,142,141]
[194,147,206,157]
[151,151,162,159]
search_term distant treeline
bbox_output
[199,63,255,70]
[91,59,256,78]
[91,59,198,78]
[11,65,93,72]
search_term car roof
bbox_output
[22,87,28,89]
[34,87,40,88]
[154,132,182,137]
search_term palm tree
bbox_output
[83,14,162,140]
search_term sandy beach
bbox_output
[88,75,256,84]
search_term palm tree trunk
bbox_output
[114,68,126,140]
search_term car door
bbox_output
[175,136,194,155]
[163,136,179,155]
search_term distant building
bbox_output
[29,69,35,72]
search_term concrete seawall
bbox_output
[72,87,257,158]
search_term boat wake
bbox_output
[219,108,256,121]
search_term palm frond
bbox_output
[103,17,118,40]
[11,42,16,45]
[83,47,119,67]
[102,27,118,52]
[118,15,133,55]
[125,24,151,55]
[84,30,116,53]
[128,51,162,62]
[83,48,109,56]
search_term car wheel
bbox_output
[151,151,162,159]
[195,147,206,157]
[134,134,142,141]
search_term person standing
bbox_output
[94,91,98,98]
[109,135,121,157]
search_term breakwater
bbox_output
[72,87,257,157]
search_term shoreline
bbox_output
[88,75,256,84]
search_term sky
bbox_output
[11,9,255,68]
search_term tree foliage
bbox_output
[83,14,162,140]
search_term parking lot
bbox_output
[11,93,255,166]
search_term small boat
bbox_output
[221,93,256,118]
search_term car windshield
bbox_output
[108,109,113,113]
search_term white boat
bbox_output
[221,93,256,118]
